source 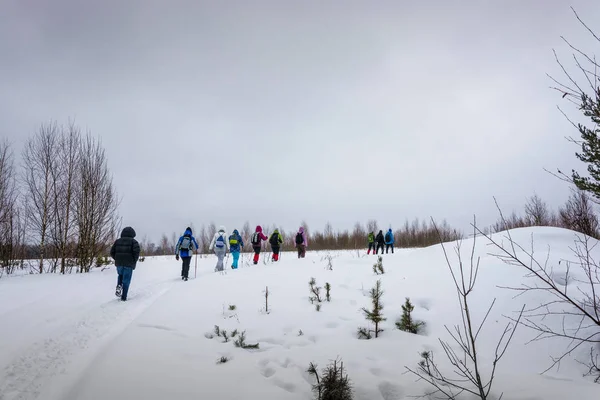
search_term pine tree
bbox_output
[360,279,386,338]
[307,359,354,400]
[396,297,424,334]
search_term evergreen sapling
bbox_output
[373,256,384,275]
[396,297,425,334]
[359,279,386,338]
[307,358,354,400]
[325,282,331,302]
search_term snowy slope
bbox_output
[0,228,599,400]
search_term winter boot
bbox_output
[253,253,259,264]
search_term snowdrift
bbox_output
[0,227,598,400]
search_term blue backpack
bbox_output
[215,233,226,248]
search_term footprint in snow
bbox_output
[378,381,404,400]
[260,366,276,378]
[272,378,297,393]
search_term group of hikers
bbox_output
[174,225,309,279]
[108,224,392,301]
[367,229,395,255]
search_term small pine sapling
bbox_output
[231,329,239,337]
[373,256,384,275]
[234,330,260,349]
[396,297,425,334]
[307,358,354,400]
[316,303,322,312]
[298,329,304,336]
[360,279,386,338]
[228,304,237,311]
[356,327,372,340]
[220,330,230,343]
[264,286,270,314]
[309,277,323,303]
[217,356,230,364]
[325,282,331,302]
[214,325,221,336]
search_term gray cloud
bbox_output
[1,0,599,241]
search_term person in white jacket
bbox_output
[209,226,229,272]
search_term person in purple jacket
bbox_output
[294,226,308,258]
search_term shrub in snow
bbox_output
[356,327,372,340]
[373,256,384,275]
[234,330,259,349]
[359,279,386,338]
[214,325,221,336]
[325,282,331,302]
[298,329,304,336]
[309,277,323,304]
[263,286,270,314]
[307,358,354,400]
[217,356,230,364]
[231,329,239,337]
[406,220,523,399]
[228,304,237,311]
[396,298,425,334]
[316,303,322,312]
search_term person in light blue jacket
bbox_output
[228,229,244,269]
[384,228,395,254]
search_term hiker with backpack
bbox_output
[295,226,307,258]
[175,227,199,281]
[209,226,230,272]
[110,226,141,301]
[228,229,244,269]
[385,228,395,254]
[375,230,385,254]
[250,225,269,264]
[269,228,284,261]
[367,231,376,255]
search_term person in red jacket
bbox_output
[250,225,269,264]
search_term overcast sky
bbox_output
[1,0,599,242]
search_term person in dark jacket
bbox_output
[375,230,385,255]
[228,229,244,269]
[250,225,268,264]
[110,226,141,301]
[269,229,283,261]
[295,226,308,258]
[175,227,199,281]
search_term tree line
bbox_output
[139,188,599,258]
[0,121,119,275]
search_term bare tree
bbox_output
[22,123,60,273]
[0,141,22,274]
[159,233,169,255]
[73,134,119,272]
[406,219,524,399]
[51,122,81,273]
[525,194,551,226]
[559,189,599,238]
[241,221,251,252]
[474,202,600,381]
[366,219,378,235]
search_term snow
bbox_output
[0,227,599,400]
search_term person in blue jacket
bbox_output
[228,229,244,269]
[384,228,395,254]
[175,227,199,281]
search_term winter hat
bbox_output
[299,227,304,233]
[186,227,192,234]
[219,225,226,232]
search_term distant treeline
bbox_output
[139,189,599,256]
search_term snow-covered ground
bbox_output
[0,227,599,400]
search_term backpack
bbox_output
[368,233,374,242]
[270,233,279,246]
[385,232,391,242]
[295,232,304,245]
[229,235,238,246]
[215,233,225,248]
[251,232,260,246]
[180,236,192,250]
